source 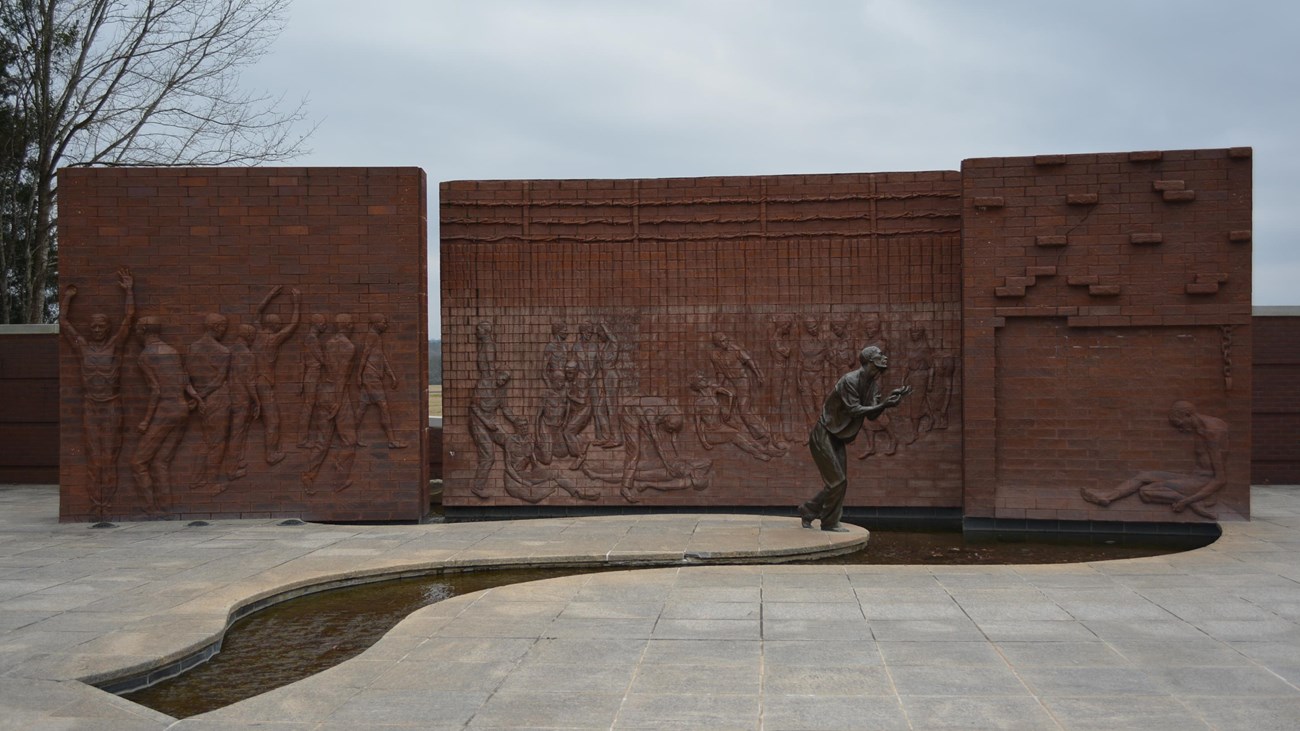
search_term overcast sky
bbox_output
[245,0,1299,334]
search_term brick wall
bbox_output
[442,173,964,510]
[1253,310,1300,483]
[0,327,59,483]
[57,167,428,522]
[962,149,1253,522]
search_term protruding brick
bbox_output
[1034,154,1067,166]
[1025,266,1057,277]
[1228,146,1252,158]
[1066,193,1098,205]
[1129,233,1163,245]
[973,196,1005,209]
[1004,276,1036,288]
[1152,180,1185,191]
[995,286,1026,298]
[1067,275,1099,287]
[1229,230,1252,242]
[1129,150,1163,162]
[1088,284,1121,296]
[1185,282,1220,295]
[1035,235,1068,247]
[1163,190,1196,202]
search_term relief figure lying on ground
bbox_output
[1081,400,1228,519]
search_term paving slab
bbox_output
[2,484,1300,729]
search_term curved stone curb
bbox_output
[0,492,866,713]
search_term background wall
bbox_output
[58,167,428,522]
[0,326,59,483]
[441,172,964,511]
[1253,308,1300,483]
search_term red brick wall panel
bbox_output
[58,167,429,523]
[963,149,1252,523]
[442,172,965,510]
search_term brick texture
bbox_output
[962,149,1253,522]
[1252,315,1300,483]
[441,172,965,510]
[57,167,429,522]
[0,330,59,482]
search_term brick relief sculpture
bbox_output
[302,314,362,495]
[228,324,258,480]
[58,167,428,523]
[442,171,966,511]
[59,268,134,520]
[129,316,196,516]
[1081,401,1229,519]
[356,314,408,449]
[252,286,300,466]
[187,313,233,492]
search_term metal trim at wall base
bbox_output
[962,516,1222,544]
[443,504,963,527]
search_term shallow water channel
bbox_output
[122,530,1212,718]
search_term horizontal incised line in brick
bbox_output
[444,228,963,243]
[443,211,961,227]
[445,192,963,208]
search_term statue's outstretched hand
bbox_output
[884,385,912,408]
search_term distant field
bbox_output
[428,385,442,418]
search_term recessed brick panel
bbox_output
[442,172,964,511]
[57,167,429,522]
[962,148,1252,522]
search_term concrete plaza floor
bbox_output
[2,485,1299,730]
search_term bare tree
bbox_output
[1,0,311,323]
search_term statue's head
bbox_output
[579,321,594,339]
[688,372,709,391]
[658,411,684,434]
[238,324,256,344]
[859,345,888,371]
[263,313,282,330]
[495,370,512,387]
[204,313,228,338]
[551,322,568,339]
[1169,401,1196,432]
[369,313,388,333]
[802,315,819,333]
[711,332,730,349]
[476,321,492,339]
[89,314,110,342]
[310,313,327,333]
[335,313,354,333]
[134,316,161,340]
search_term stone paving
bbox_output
[2,485,1300,729]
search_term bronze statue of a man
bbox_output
[798,345,910,532]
